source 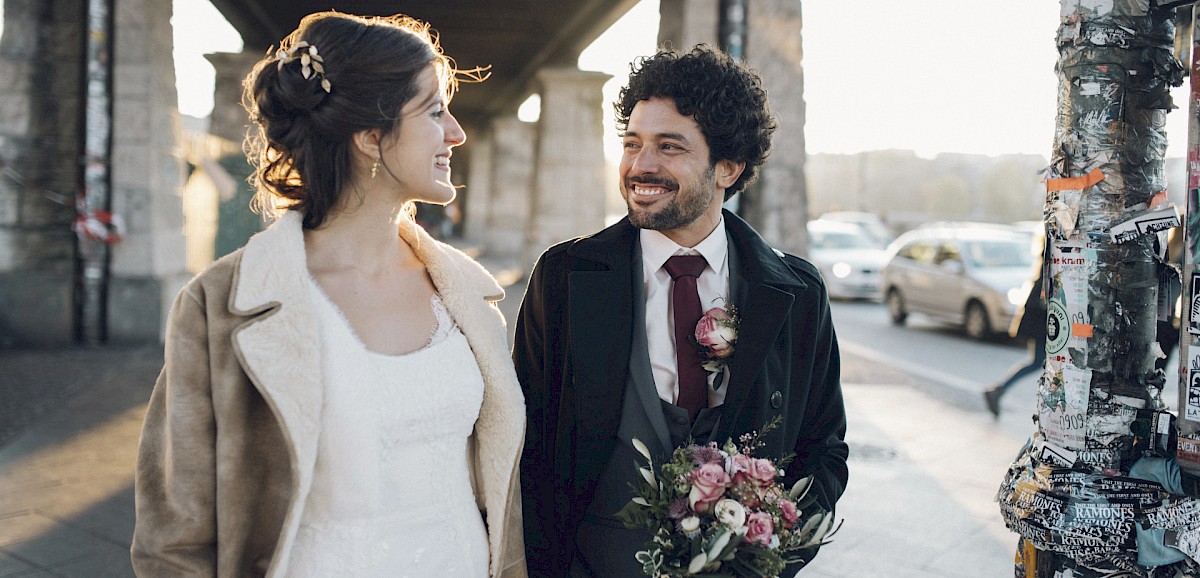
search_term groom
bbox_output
[513,45,848,577]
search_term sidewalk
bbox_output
[0,249,1027,577]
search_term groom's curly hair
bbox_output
[615,44,777,200]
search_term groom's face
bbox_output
[619,97,726,239]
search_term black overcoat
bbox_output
[513,210,849,577]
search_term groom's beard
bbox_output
[624,166,717,231]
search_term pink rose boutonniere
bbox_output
[692,301,739,390]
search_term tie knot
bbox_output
[664,255,707,280]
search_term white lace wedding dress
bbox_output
[286,281,489,577]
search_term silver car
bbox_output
[807,220,889,301]
[880,224,1034,340]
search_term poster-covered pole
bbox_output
[74,0,118,344]
[995,1,1200,575]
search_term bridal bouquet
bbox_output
[616,419,837,577]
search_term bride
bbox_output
[131,12,526,577]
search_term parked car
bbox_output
[880,224,1034,339]
[814,211,893,248]
[807,220,889,301]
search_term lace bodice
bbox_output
[286,281,489,577]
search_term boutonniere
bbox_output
[691,301,739,391]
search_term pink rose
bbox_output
[695,307,736,359]
[688,463,730,512]
[728,454,754,485]
[779,499,799,529]
[749,458,777,484]
[745,511,775,547]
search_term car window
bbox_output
[961,239,1032,268]
[811,229,877,250]
[935,243,962,265]
[898,241,937,264]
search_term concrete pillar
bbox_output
[204,51,261,261]
[743,0,807,255]
[106,0,188,341]
[526,68,610,267]
[483,116,536,260]
[205,51,259,144]
[462,124,493,245]
[0,0,86,347]
[658,0,720,49]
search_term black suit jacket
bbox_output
[513,210,849,577]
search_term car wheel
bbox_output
[886,288,908,325]
[965,301,991,340]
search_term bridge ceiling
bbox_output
[206,0,640,126]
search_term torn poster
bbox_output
[1110,204,1180,244]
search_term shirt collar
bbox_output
[640,216,728,275]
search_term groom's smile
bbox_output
[627,176,679,203]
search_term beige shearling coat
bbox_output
[132,211,527,577]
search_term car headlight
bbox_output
[1007,287,1025,306]
[832,262,852,278]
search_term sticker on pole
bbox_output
[1049,238,1096,355]
[1189,273,1200,336]
[1047,297,1069,355]
[1039,365,1090,451]
[1188,347,1200,422]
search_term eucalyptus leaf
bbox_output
[633,437,654,464]
[615,500,649,529]
[807,513,834,547]
[797,512,823,539]
[787,476,813,501]
[705,529,732,562]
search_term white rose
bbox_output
[714,498,747,529]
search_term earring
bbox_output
[371,158,379,179]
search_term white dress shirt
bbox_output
[640,218,731,408]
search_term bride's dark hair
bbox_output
[243,12,467,229]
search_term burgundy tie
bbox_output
[664,255,709,420]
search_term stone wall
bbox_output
[0,0,86,346]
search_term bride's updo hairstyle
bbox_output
[243,12,463,229]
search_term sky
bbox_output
[171,0,1191,160]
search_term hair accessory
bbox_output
[275,41,332,93]
[371,158,380,179]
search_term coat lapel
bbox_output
[625,239,674,457]
[226,211,324,574]
[230,212,324,479]
[565,222,640,474]
[716,211,806,442]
